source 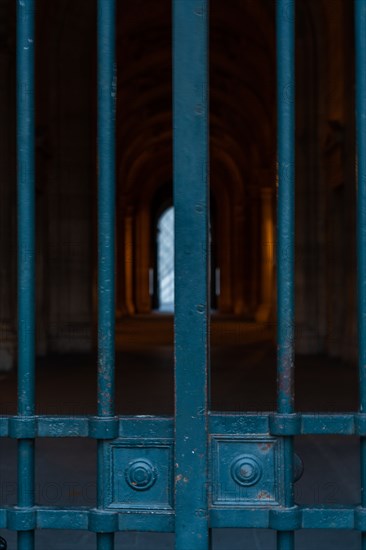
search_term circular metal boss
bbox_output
[230,455,262,487]
[125,458,157,491]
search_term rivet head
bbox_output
[282,2,295,22]
[282,82,295,104]
[230,455,262,487]
[195,104,204,115]
[194,5,204,16]
[125,459,157,491]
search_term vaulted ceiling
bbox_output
[116,0,276,204]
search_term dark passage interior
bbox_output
[0,331,359,417]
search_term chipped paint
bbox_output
[173,0,209,547]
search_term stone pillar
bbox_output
[36,191,47,356]
[255,187,274,322]
[233,202,247,315]
[45,7,95,354]
[214,191,232,313]
[135,202,151,313]
[0,43,16,370]
[247,186,259,315]
[124,207,135,315]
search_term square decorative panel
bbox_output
[104,439,174,510]
[210,435,284,506]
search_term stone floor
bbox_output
[0,320,361,548]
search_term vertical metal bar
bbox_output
[17,0,36,548]
[356,2,366,549]
[173,1,210,549]
[97,1,116,548]
[276,1,295,549]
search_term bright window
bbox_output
[157,206,174,311]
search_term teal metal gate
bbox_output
[5,0,366,548]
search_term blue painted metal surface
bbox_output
[17,0,35,548]
[173,0,210,548]
[5,413,366,534]
[1,412,366,439]
[97,0,116,423]
[211,436,285,507]
[97,1,116,549]
[10,0,366,547]
[276,0,295,548]
[356,1,366,548]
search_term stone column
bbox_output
[135,202,151,313]
[215,193,232,313]
[255,187,275,322]
[247,185,259,315]
[124,207,135,315]
[233,202,247,316]
[0,44,16,370]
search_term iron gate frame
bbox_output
[3,0,366,548]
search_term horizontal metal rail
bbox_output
[0,505,365,532]
[0,413,364,438]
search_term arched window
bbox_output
[154,202,217,312]
[157,206,174,312]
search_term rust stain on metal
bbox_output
[259,442,271,452]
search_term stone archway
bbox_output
[115,0,277,319]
